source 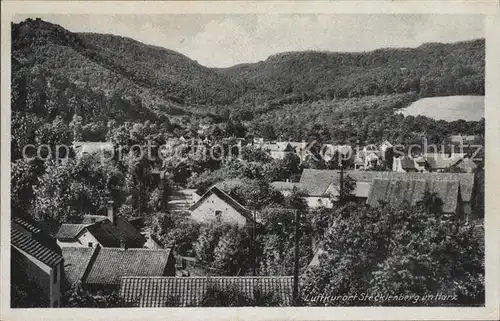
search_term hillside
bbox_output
[220,40,484,105]
[11,18,485,135]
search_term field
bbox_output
[396,95,484,121]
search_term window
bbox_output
[88,242,93,247]
[53,266,58,284]
[215,210,222,218]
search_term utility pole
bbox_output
[265,207,301,303]
[252,210,256,276]
[293,208,300,305]
[339,165,344,204]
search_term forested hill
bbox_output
[12,18,484,122]
[220,39,485,105]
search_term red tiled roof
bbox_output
[11,227,63,268]
[119,276,294,307]
[85,248,172,285]
[61,247,97,285]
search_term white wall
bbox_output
[191,193,248,226]
[57,231,100,248]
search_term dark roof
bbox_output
[299,169,475,202]
[367,179,427,208]
[189,186,253,222]
[85,248,172,285]
[119,276,294,307]
[61,247,97,285]
[85,217,145,247]
[367,179,460,213]
[427,180,460,213]
[54,224,88,240]
[11,227,63,268]
[13,216,41,234]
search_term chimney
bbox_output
[120,239,127,250]
[107,199,115,225]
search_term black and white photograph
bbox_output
[1,1,499,320]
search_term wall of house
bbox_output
[77,231,100,248]
[190,193,247,226]
[14,247,53,306]
[50,262,62,307]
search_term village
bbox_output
[11,131,484,307]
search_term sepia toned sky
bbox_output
[13,14,484,68]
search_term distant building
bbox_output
[262,142,296,160]
[61,245,175,292]
[119,276,294,307]
[72,141,114,158]
[354,147,382,170]
[321,144,354,164]
[54,201,145,249]
[393,153,469,173]
[367,178,461,214]
[296,169,476,216]
[450,134,482,146]
[189,186,255,227]
[11,215,64,307]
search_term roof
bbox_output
[455,157,478,172]
[270,181,304,192]
[61,247,97,285]
[55,224,88,241]
[73,141,114,154]
[299,169,475,202]
[82,215,108,224]
[399,156,416,169]
[85,248,172,285]
[309,248,327,267]
[427,180,460,213]
[119,276,294,307]
[367,179,427,208]
[189,186,253,222]
[367,178,460,213]
[11,227,63,268]
[425,153,465,169]
[85,217,145,247]
[263,143,295,152]
[13,216,41,234]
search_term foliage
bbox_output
[61,285,131,308]
[301,202,484,306]
[199,282,283,307]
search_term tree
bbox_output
[301,202,484,306]
[212,225,252,275]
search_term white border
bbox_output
[1,2,499,321]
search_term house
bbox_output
[119,276,294,307]
[450,134,482,146]
[61,245,175,292]
[297,169,476,215]
[11,215,64,307]
[380,140,393,153]
[393,153,468,173]
[321,144,354,164]
[189,186,255,226]
[271,169,371,209]
[353,149,381,170]
[366,179,461,214]
[72,141,114,158]
[54,201,145,248]
[262,142,296,160]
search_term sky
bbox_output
[13,14,484,68]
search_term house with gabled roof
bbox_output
[189,186,254,226]
[189,186,255,226]
[72,141,114,158]
[11,215,64,307]
[54,201,145,249]
[119,276,294,307]
[298,169,476,215]
[61,245,175,292]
